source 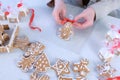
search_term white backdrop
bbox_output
[0,0,120,80]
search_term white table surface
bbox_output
[0,0,120,80]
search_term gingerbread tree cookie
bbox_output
[97,62,116,79]
[33,53,50,73]
[30,72,50,80]
[58,22,73,40]
[18,56,35,72]
[73,59,90,78]
[51,59,70,76]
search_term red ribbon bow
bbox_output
[61,17,75,25]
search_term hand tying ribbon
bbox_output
[61,17,75,25]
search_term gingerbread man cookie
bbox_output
[33,53,50,73]
[97,62,116,79]
[58,22,73,40]
[73,59,90,78]
[24,42,45,57]
[51,59,70,76]
[18,56,35,72]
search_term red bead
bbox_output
[17,3,23,8]
[4,11,9,16]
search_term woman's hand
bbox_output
[74,7,95,29]
[52,0,66,24]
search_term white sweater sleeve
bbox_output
[90,0,120,20]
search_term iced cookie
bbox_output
[18,56,35,72]
[52,59,70,76]
[73,59,90,77]
[33,53,50,73]
[58,22,73,40]
[30,72,50,80]
[97,62,116,79]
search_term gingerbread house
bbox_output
[7,12,20,23]
[0,25,19,53]
[17,2,29,17]
[0,10,5,20]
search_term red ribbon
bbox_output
[61,17,75,25]
[29,9,41,32]
[107,76,120,80]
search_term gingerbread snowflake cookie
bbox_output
[73,58,90,78]
[52,59,70,76]
[33,53,50,73]
[30,72,50,80]
[97,62,116,79]
[24,42,45,57]
[98,48,114,62]
[58,22,73,40]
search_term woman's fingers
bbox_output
[74,12,85,21]
[73,20,93,29]
[53,11,62,24]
